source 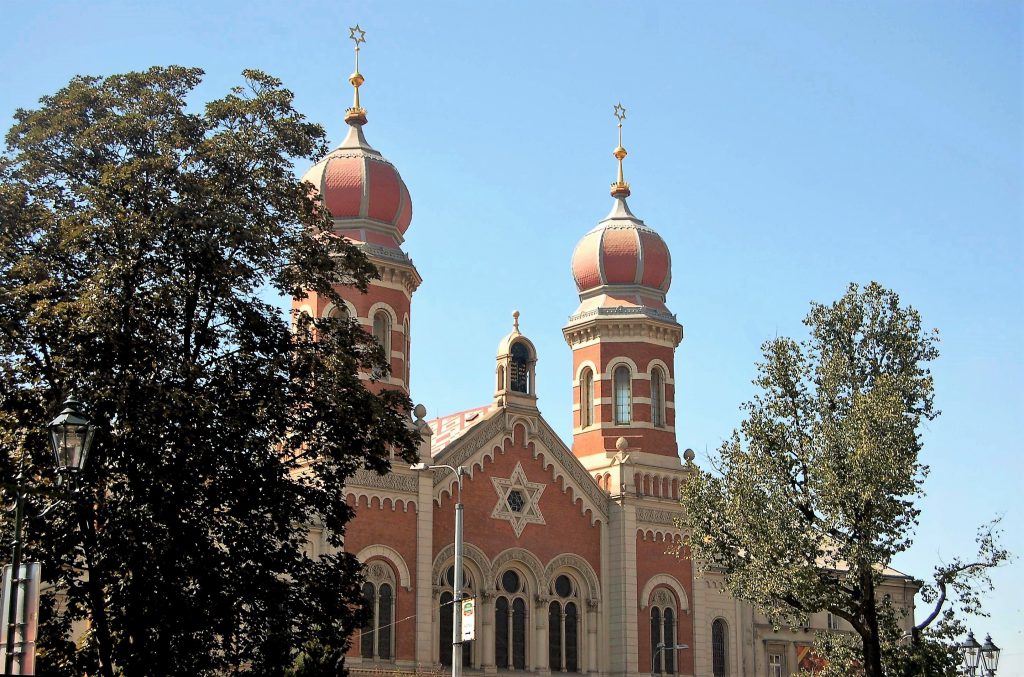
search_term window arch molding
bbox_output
[431,542,492,588]
[602,356,639,379]
[323,300,357,320]
[543,555,601,603]
[639,574,689,611]
[356,545,412,591]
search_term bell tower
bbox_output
[563,104,683,463]
[294,25,421,395]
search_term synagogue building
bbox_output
[294,34,917,677]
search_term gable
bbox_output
[431,406,608,525]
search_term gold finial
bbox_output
[345,24,368,125]
[610,102,631,198]
[512,310,520,332]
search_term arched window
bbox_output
[439,566,473,667]
[360,562,396,660]
[651,588,677,675]
[373,310,391,356]
[663,608,675,674]
[495,569,528,670]
[712,618,728,677]
[614,365,632,425]
[403,319,410,385]
[651,607,662,673]
[580,368,594,429]
[548,574,579,672]
[651,367,664,428]
[329,304,350,320]
[510,342,530,393]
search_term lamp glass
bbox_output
[960,632,982,670]
[48,399,95,473]
[981,635,1000,672]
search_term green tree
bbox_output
[680,283,1007,677]
[0,66,418,676]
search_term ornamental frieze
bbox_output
[349,468,418,494]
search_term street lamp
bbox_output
[411,462,465,677]
[653,641,689,676]
[959,630,1001,676]
[2,394,95,674]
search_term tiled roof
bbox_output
[427,405,494,456]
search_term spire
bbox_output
[610,102,631,198]
[345,24,368,126]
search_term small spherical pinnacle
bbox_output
[614,146,627,160]
[616,437,628,452]
[349,72,364,87]
[413,403,427,420]
[683,448,695,463]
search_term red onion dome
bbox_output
[571,197,671,295]
[302,122,412,236]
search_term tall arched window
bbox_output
[548,574,579,672]
[439,566,473,667]
[359,562,395,660]
[580,368,594,429]
[373,310,391,356]
[614,365,632,425]
[651,588,677,675]
[328,304,350,320]
[510,342,530,393]
[712,618,728,677]
[650,607,662,673]
[403,319,410,385]
[495,569,528,670]
[651,368,664,428]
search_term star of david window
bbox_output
[507,489,525,513]
[491,462,545,537]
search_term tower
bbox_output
[563,104,683,463]
[295,25,421,394]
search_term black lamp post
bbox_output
[959,630,1001,676]
[2,395,95,674]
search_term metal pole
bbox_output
[5,480,25,674]
[451,468,463,677]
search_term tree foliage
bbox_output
[680,283,1007,677]
[0,66,418,675]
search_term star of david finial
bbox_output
[345,24,368,125]
[610,102,631,197]
[349,24,366,47]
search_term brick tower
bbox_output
[295,26,421,394]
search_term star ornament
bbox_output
[613,102,627,123]
[491,462,546,538]
[349,24,366,46]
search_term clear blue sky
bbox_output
[2,1,1021,672]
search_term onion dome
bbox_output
[571,103,671,299]
[301,25,413,242]
[301,125,413,236]
[571,199,671,295]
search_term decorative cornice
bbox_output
[563,314,683,348]
[349,468,419,494]
[635,507,682,526]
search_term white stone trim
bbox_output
[356,544,413,591]
[640,573,689,611]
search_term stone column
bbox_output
[535,595,551,676]
[415,453,435,667]
[481,591,496,674]
[586,599,599,674]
